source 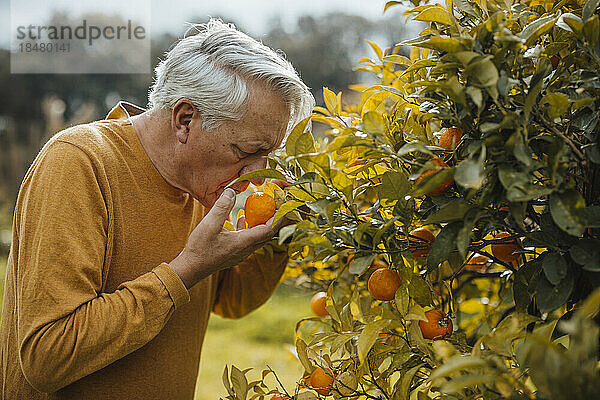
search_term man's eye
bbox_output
[235,147,253,158]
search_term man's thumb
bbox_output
[206,188,236,231]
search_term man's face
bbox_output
[181,84,289,208]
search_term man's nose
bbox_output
[243,156,268,186]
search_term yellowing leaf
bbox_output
[413,7,456,25]
[366,40,384,61]
[273,200,304,224]
[323,87,339,115]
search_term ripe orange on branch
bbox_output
[465,254,491,271]
[310,367,335,396]
[408,227,436,258]
[415,157,454,197]
[244,192,276,228]
[439,127,463,150]
[270,393,291,400]
[491,232,522,263]
[310,292,329,317]
[368,268,401,301]
[419,309,453,340]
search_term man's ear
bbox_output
[172,99,198,143]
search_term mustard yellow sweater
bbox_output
[0,102,288,399]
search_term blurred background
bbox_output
[0,0,415,398]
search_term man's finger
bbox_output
[236,215,246,231]
[204,188,236,234]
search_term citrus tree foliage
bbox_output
[223,0,600,399]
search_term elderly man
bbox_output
[0,20,314,399]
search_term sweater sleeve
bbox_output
[212,248,288,319]
[15,140,190,393]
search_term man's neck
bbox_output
[130,110,187,193]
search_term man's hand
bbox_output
[169,188,287,289]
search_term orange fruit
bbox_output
[244,192,276,228]
[465,254,490,271]
[491,232,522,263]
[419,309,453,340]
[415,158,454,197]
[408,228,436,258]
[310,367,334,396]
[368,268,401,301]
[439,127,463,150]
[310,292,328,317]
[270,394,291,400]
[377,333,395,345]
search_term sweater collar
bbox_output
[106,102,188,201]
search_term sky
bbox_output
[1,0,397,48]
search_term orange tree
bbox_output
[222,0,600,399]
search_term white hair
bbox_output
[148,19,315,133]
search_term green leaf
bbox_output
[454,153,485,189]
[399,59,438,78]
[278,224,296,245]
[408,274,433,306]
[233,168,287,185]
[365,40,383,61]
[397,141,434,156]
[440,375,496,394]
[357,319,389,363]
[586,206,600,227]
[394,363,425,400]
[466,86,483,109]
[541,92,571,120]
[569,239,600,271]
[549,190,587,236]
[498,166,553,202]
[394,197,415,226]
[411,168,455,197]
[349,254,376,275]
[465,56,499,88]
[413,7,455,25]
[401,35,465,53]
[377,171,410,200]
[295,153,330,177]
[429,355,487,381]
[513,258,543,312]
[285,117,312,157]
[456,209,478,258]
[454,0,480,18]
[424,201,471,224]
[583,0,600,22]
[405,303,428,321]
[542,252,568,285]
[535,267,575,312]
[584,14,600,45]
[519,14,558,46]
[222,366,234,396]
[427,222,462,270]
[230,365,249,400]
[322,87,339,115]
[362,111,386,137]
[273,200,305,224]
[295,338,314,374]
[382,54,411,67]
[384,1,403,13]
[330,169,353,200]
[394,285,410,316]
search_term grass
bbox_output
[195,284,311,399]
[0,255,310,398]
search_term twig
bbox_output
[534,112,586,162]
